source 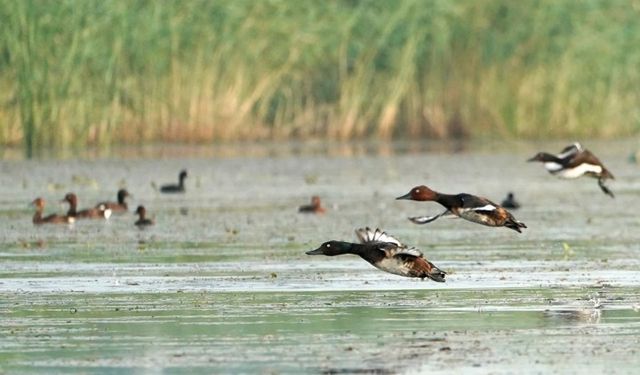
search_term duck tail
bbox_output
[424,262,446,283]
[505,218,527,233]
[598,178,615,198]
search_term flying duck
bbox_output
[528,142,615,197]
[396,185,527,233]
[306,227,446,282]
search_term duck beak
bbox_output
[526,155,538,162]
[305,247,324,255]
[396,192,412,200]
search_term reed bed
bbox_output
[1,0,639,153]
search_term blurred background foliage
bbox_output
[1,0,639,153]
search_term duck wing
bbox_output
[409,209,455,224]
[458,194,500,212]
[355,227,403,246]
[557,143,583,159]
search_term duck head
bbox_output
[306,241,352,256]
[31,197,45,210]
[527,152,556,162]
[179,170,188,181]
[62,193,78,206]
[135,205,146,216]
[396,185,437,201]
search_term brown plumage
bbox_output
[31,198,74,225]
[307,228,445,282]
[528,142,614,197]
[298,196,326,214]
[397,185,526,233]
[63,193,111,219]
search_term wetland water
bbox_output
[1,141,639,374]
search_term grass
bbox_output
[1,0,640,154]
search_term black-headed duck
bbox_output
[31,198,75,225]
[528,142,614,197]
[397,185,526,233]
[134,205,154,227]
[96,189,130,213]
[160,170,187,193]
[307,227,445,282]
[501,192,520,209]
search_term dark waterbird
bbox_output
[501,192,520,209]
[135,205,154,227]
[307,227,446,282]
[396,185,526,233]
[96,189,130,213]
[160,170,188,193]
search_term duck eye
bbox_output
[326,243,331,248]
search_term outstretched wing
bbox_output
[409,209,454,224]
[355,227,403,246]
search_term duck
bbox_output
[63,193,112,219]
[134,205,154,227]
[528,142,615,197]
[96,189,130,213]
[501,192,520,209]
[160,170,187,193]
[396,185,527,233]
[31,198,75,225]
[298,195,326,214]
[307,227,445,281]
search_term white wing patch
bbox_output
[557,143,582,159]
[544,162,564,172]
[467,204,497,212]
[556,163,602,179]
[355,227,402,246]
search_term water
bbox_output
[1,140,640,374]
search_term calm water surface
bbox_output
[1,140,639,374]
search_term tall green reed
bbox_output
[0,0,639,153]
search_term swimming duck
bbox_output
[63,193,112,219]
[134,205,154,227]
[298,196,326,214]
[396,185,527,233]
[160,170,187,193]
[528,142,615,197]
[31,198,75,225]
[306,227,446,282]
[500,192,520,209]
[96,189,130,213]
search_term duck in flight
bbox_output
[528,142,614,198]
[306,227,446,282]
[396,185,527,233]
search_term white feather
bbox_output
[555,163,603,179]
[543,162,564,172]
[355,228,402,246]
[467,204,497,212]
[556,143,583,159]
